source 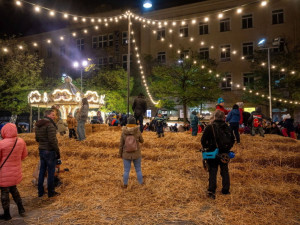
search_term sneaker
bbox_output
[207,192,215,200]
[122,184,128,189]
[48,191,60,198]
[0,213,12,221]
[162,133,164,137]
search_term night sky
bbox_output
[0,0,204,38]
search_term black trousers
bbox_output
[1,186,23,211]
[134,115,144,133]
[69,128,77,138]
[207,159,230,193]
[230,122,240,143]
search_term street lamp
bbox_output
[257,38,281,120]
[73,60,88,92]
[143,0,152,9]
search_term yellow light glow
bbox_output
[74,17,78,21]
[172,22,176,26]
[204,17,209,22]
[72,32,76,37]
[241,56,245,60]
[190,37,194,41]
[47,39,51,44]
[261,1,267,6]
[63,13,68,18]
[91,18,94,22]
[179,33,183,37]
[84,29,88,33]
[169,29,173,33]
[200,41,205,45]
[18,45,23,50]
[193,60,197,64]
[169,44,173,48]
[33,42,38,47]
[16,1,21,6]
[281,68,285,72]
[164,21,168,25]
[291,71,295,74]
[177,50,181,53]
[3,48,8,52]
[218,13,223,18]
[98,18,102,22]
[82,18,86,22]
[95,26,98,30]
[28,91,42,103]
[153,30,156,34]
[181,21,186,25]
[210,46,214,49]
[49,11,55,16]
[192,19,196,24]
[232,50,237,54]
[222,48,226,52]
[237,8,242,14]
[34,6,40,12]
[60,36,64,40]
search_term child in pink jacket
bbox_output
[0,123,28,221]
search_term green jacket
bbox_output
[119,125,144,160]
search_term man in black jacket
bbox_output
[132,93,147,133]
[35,109,61,198]
[201,110,234,199]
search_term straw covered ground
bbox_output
[15,127,300,225]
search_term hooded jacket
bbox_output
[132,96,147,117]
[35,117,60,158]
[0,123,28,187]
[67,115,77,129]
[248,107,268,127]
[216,104,229,115]
[119,125,144,160]
[226,109,240,124]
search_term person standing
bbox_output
[248,107,268,137]
[67,113,77,139]
[190,111,199,136]
[119,116,144,188]
[226,104,241,144]
[155,113,165,138]
[0,123,27,221]
[35,109,61,197]
[132,93,147,133]
[201,110,234,199]
[77,98,89,141]
[216,98,229,115]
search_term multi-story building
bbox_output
[14,0,300,120]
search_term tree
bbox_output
[86,67,133,113]
[149,58,221,122]
[242,48,300,114]
[0,40,44,114]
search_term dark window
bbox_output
[221,73,232,89]
[179,25,189,37]
[272,9,284,24]
[92,36,98,49]
[122,54,132,70]
[242,42,253,58]
[243,73,254,87]
[157,28,165,40]
[108,56,114,69]
[99,35,107,48]
[98,57,104,69]
[59,45,65,56]
[122,32,128,45]
[108,34,114,47]
[220,45,231,61]
[157,52,166,63]
[47,47,52,58]
[199,22,208,35]
[273,38,285,53]
[199,48,209,60]
[220,18,230,32]
[242,14,253,29]
[76,39,84,51]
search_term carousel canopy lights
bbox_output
[143,0,152,9]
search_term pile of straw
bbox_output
[18,131,299,224]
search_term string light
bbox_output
[49,11,55,16]
[261,1,268,7]
[63,13,68,19]
[218,13,223,18]
[34,6,40,12]
[16,1,21,6]
[237,8,243,14]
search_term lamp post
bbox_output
[73,60,88,93]
[257,38,279,120]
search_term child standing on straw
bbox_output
[119,116,144,188]
[155,113,165,138]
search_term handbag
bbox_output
[0,138,18,170]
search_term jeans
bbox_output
[123,158,143,185]
[69,128,77,139]
[38,150,56,197]
[207,159,230,193]
[77,120,86,141]
[156,126,164,135]
[191,125,198,136]
[134,115,144,133]
[230,122,240,143]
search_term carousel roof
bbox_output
[55,76,81,95]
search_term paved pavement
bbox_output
[0,204,26,225]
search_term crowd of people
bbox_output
[0,94,299,221]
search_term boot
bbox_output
[17,203,25,216]
[0,209,12,221]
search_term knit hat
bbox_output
[217,98,224,104]
[127,116,136,124]
[283,114,291,120]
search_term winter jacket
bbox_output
[238,108,244,125]
[201,120,234,153]
[119,125,144,160]
[80,104,89,122]
[216,104,229,115]
[248,108,268,127]
[67,116,77,129]
[132,96,147,117]
[0,123,28,187]
[35,117,60,158]
[283,119,295,133]
[155,116,165,127]
[190,114,199,127]
[226,109,240,124]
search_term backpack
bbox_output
[213,124,233,153]
[124,135,138,152]
[252,115,262,128]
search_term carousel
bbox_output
[28,76,105,130]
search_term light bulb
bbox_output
[204,17,209,22]
[49,11,55,16]
[237,8,242,14]
[261,1,267,6]
[218,13,223,18]
[34,6,40,12]
[64,13,68,18]
[16,1,21,6]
